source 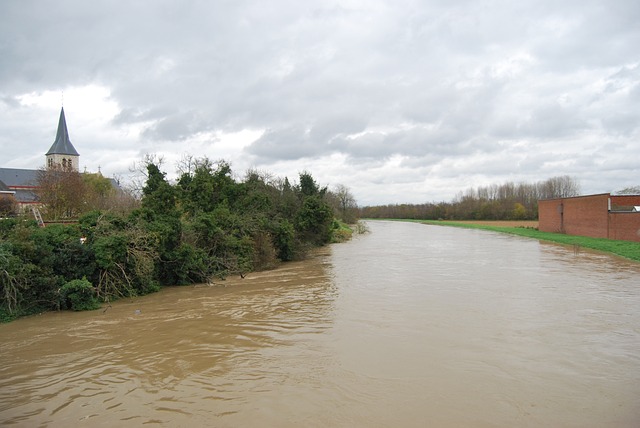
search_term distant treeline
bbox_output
[359,176,580,221]
[0,158,359,321]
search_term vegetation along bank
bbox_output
[0,158,360,322]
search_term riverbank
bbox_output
[390,219,640,262]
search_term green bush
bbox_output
[60,278,101,311]
[331,220,353,243]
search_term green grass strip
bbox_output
[392,219,640,263]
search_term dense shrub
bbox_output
[1,158,351,320]
[60,278,100,311]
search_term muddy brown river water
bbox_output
[1,220,639,427]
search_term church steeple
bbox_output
[46,107,80,171]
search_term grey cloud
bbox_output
[1,0,639,204]
[246,127,324,161]
[141,110,207,142]
[520,102,588,139]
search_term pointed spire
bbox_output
[46,107,79,156]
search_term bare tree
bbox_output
[330,184,358,223]
[613,186,640,195]
[538,176,581,199]
[176,153,197,177]
[128,153,165,198]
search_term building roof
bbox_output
[12,189,38,203]
[0,167,123,204]
[46,107,79,156]
[0,169,38,203]
[0,167,38,187]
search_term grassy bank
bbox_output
[399,219,640,263]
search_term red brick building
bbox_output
[538,193,640,242]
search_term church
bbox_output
[0,107,82,211]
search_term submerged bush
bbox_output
[60,278,100,311]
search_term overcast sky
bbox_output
[1,0,638,205]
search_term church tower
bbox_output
[45,107,80,171]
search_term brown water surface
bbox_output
[1,220,639,427]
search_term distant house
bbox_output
[0,179,16,201]
[538,193,640,242]
[0,179,17,217]
[0,167,41,209]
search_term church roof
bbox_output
[12,188,38,203]
[46,107,79,156]
[0,167,38,187]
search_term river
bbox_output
[1,220,639,427]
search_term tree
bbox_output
[82,172,117,211]
[139,163,183,285]
[329,184,358,223]
[36,166,86,220]
[511,202,527,220]
[141,163,177,215]
[614,186,640,195]
[128,153,165,198]
[177,158,238,215]
[2,155,357,320]
[0,196,17,217]
[538,176,581,199]
[296,195,334,245]
[299,171,326,197]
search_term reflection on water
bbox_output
[1,220,639,427]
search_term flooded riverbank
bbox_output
[1,220,639,427]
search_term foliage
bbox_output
[359,175,581,221]
[328,184,358,224]
[271,219,297,261]
[59,278,100,311]
[2,156,356,320]
[0,242,32,316]
[354,221,370,234]
[90,214,160,299]
[36,166,86,220]
[0,196,18,217]
[299,171,326,197]
[35,166,134,222]
[511,203,527,220]
[82,172,117,211]
[142,164,177,215]
[296,195,334,245]
[331,220,353,243]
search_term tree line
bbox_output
[0,157,359,321]
[359,176,581,221]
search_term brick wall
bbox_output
[609,212,640,241]
[610,195,640,209]
[538,193,640,242]
[539,194,609,237]
[538,199,563,233]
